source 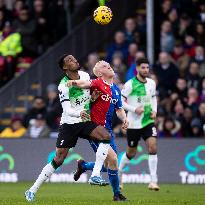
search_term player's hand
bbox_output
[135,107,144,115]
[122,118,129,130]
[150,111,157,119]
[67,80,77,87]
[80,110,90,121]
[91,89,102,102]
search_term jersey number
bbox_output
[60,140,64,145]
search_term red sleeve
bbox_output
[90,78,100,91]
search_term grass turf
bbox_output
[0,183,204,205]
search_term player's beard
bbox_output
[138,71,148,79]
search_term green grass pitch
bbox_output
[0,183,204,205]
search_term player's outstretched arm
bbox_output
[116,108,129,129]
[67,80,91,88]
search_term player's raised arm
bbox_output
[67,79,91,88]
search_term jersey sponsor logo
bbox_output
[74,96,90,106]
[101,94,118,104]
[136,96,150,104]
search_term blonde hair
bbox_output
[93,60,107,77]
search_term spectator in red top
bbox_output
[171,42,190,76]
[127,42,138,67]
[184,35,196,58]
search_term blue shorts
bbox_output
[89,131,117,154]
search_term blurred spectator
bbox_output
[47,0,67,43]
[160,0,172,23]
[106,31,129,63]
[0,117,26,138]
[12,0,24,18]
[24,96,47,128]
[0,8,6,30]
[174,78,187,102]
[171,42,190,77]
[180,107,193,137]
[26,113,50,138]
[184,35,196,58]
[134,14,146,45]
[154,52,179,96]
[127,42,138,67]
[200,77,205,101]
[0,0,11,21]
[123,18,136,43]
[45,84,62,130]
[160,20,175,53]
[111,52,126,83]
[199,2,205,23]
[33,0,50,54]
[0,21,22,83]
[196,102,205,126]
[168,8,179,35]
[177,14,192,40]
[190,118,203,137]
[186,61,201,90]
[158,116,181,138]
[13,6,38,57]
[84,52,99,77]
[187,87,200,114]
[193,46,205,76]
[172,98,185,120]
[125,51,145,81]
[195,22,205,46]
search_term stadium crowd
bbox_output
[0,0,68,87]
[1,0,205,138]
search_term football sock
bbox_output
[108,169,120,196]
[91,143,110,177]
[119,152,131,172]
[81,161,107,172]
[29,160,58,193]
[148,154,158,183]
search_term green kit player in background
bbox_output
[118,58,160,191]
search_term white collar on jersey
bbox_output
[103,80,113,86]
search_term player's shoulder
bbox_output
[113,83,121,91]
[79,70,90,80]
[146,77,156,86]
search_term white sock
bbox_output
[91,143,110,177]
[119,153,130,173]
[29,163,55,193]
[148,154,158,183]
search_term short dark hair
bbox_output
[137,58,149,66]
[58,54,68,70]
